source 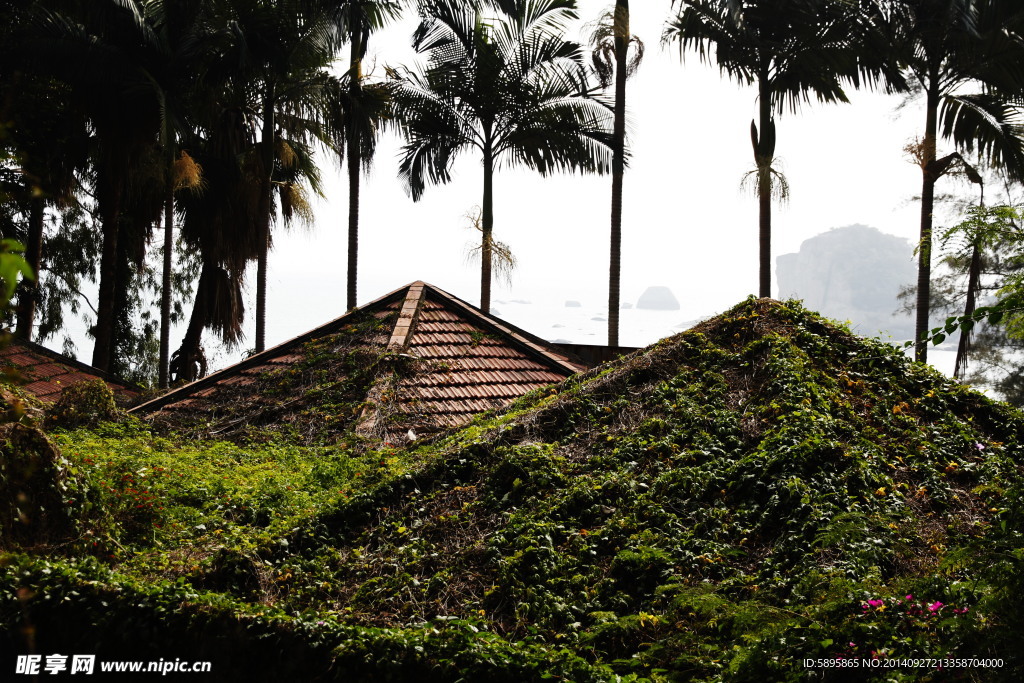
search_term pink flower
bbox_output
[906,595,913,600]
[868,599,884,607]
[928,601,943,612]
[975,443,985,450]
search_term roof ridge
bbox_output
[387,282,426,351]
[130,282,416,414]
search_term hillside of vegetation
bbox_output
[3,298,1024,682]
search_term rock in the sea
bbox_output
[565,300,582,308]
[776,224,915,339]
[636,286,680,311]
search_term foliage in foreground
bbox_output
[3,298,1024,681]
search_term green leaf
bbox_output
[932,333,945,345]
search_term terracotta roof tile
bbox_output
[131,281,590,439]
[1,340,140,404]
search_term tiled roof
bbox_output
[131,281,588,442]
[0,339,141,403]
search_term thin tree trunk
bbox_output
[954,185,985,380]
[756,74,773,299]
[915,81,940,364]
[347,141,360,312]
[256,225,268,353]
[107,222,136,375]
[159,190,173,388]
[954,244,982,380]
[14,196,44,341]
[256,87,275,353]
[481,137,494,314]
[607,0,628,348]
[91,174,123,372]
[347,10,363,312]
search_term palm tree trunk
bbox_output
[176,262,211,383]
[347,141,360,312]
[91,173,124,372]
[108,230,135,375]
[159,190,173,388]
[756,74,773,299]
[14,196,45,341]
[256,86,275,353]
[481,137,494,314]
[607,0,628,348]
[915,81,940,364]
[347,10,364,312]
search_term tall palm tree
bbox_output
[393,0,614,313]
[885,0,1024,363]
[665,0,881,299]
[169,0,342,375]
[337,0,402,311]
[172,103,261,383]
[135,0,210,387]
[231,0,346,352]
[590,1,642,347]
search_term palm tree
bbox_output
[393,0,614,313]
[137,0,209,387]
[218,0,346,352]
[665,0,881,299]
[172,102,260,383]
[337,1,402,311]
[168,0,342,376]
[590,1,642,347]
[885,0,1024,363]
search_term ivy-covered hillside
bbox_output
[3,298,1024,682]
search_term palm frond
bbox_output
[941,93,1024,182]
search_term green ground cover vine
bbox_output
[3,298,1024,681]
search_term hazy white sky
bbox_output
[188,1,979,370]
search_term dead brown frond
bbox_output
[276,139,298,169]
[464,206,517,286]
[903,137,932,169]
[740,161,790,203]
[278,182,314,225]
[171,151,204,192]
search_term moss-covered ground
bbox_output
[2,298,1024,681]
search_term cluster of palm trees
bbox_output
[2,0,1024,389]
[1,0,398,385]
[666,0,1024,364]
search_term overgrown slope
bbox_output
[4,298,1024,682]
